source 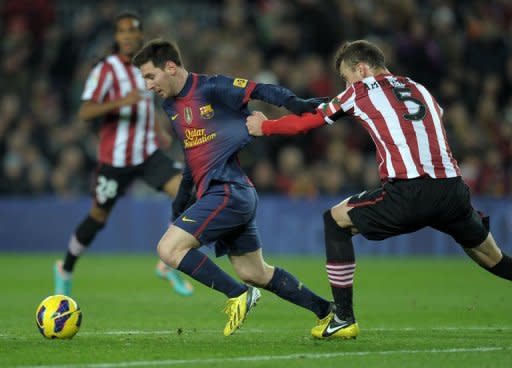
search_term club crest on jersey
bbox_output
[184,107,193,124]
[199,104,215,119]
[233,78,248,88]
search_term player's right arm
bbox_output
[78,61,142,121]
[78,91,142,120]
[212,74,326,115]
[250,84,328,115]
[246,85,355,136]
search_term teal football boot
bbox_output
[155,261,194,296]
[54,260,72,296]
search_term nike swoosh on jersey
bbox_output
[182,216,196,223]
[171,114,179,120]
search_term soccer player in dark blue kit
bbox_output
[133,39,332,336]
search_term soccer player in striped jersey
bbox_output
[54,12,194,297]
[133,39,333,336]
[247,40,512,339]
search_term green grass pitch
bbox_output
[1,254,511,367]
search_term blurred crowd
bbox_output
[1,0,512,198]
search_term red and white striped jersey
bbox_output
[318,74,461,180]
[81,54,158,167]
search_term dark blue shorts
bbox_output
[173,181,262,257]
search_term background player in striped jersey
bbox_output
[133,39,333,336]
[247,40,512,339]
[54,12,194,297]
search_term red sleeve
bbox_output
[261,112,325,136]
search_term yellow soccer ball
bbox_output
[36,295,82,339]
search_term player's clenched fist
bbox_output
[246,111,267,136]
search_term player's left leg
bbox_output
[55,161,130,296]
[313,185,400,340]
[436,209,512,281]
[55,203,109,296]
[464,233,512,280]
[157,223,257,335]
[157,170,194,296]
[311,197,360,339]
[141,149,194,296]
[229,248,333,321]
[430,179,512,281]
[157,181,266,336]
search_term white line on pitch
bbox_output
[78,325,512,336]
[16,346,510,368]
[2,326,511,339]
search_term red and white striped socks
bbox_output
[326,262,356,288]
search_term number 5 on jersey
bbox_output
[392,87,426,121]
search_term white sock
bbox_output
[68,235,86,256]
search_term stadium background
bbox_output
[2,2,512,367]
[1,0,512,254]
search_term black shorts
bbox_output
[94,149,182,210]
[347,177,489,248]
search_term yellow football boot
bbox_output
[311,313,359,339]
[223,286,261,336]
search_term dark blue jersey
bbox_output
[162,73,295,197]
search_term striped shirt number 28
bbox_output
[96,176,118,204]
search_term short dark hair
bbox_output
[132,38,183,68]
[115,11,143,31]
[334,40,386,71]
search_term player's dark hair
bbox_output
[334,40,386,71]
[132,38,183,68]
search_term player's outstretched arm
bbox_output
[282,96,330,115]
[246,111,325,136]
[250,83,328,115]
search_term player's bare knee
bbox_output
[156,238,171,265]
[239,272,265,287]
[233,267,263,286]
[464,233,503,268]
[329,202,352,229]
[157,236,183,268]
